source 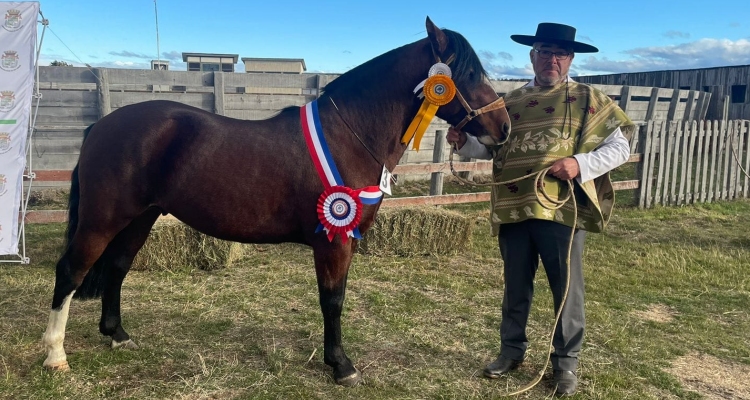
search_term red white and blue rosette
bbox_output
[316,185,362,242]
[301,100,383,243]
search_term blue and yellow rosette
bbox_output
[402,74,457,151]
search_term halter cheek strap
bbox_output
[453,95,506,131]
[432,50,507,133]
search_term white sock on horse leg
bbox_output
[42,291,75,370]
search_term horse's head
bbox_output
[425,17,511,145]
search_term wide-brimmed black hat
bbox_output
[511,22,598,53]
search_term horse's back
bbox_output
[76,100,317,243]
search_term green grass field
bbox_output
[1,184,748,399]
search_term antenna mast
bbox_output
[154,0,161,67]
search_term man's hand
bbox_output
[447,126,467,149]
[548,157,580,180]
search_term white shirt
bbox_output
[455,77,631,183]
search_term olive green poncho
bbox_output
[489,81,635,235]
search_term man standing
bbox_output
[448,23,634,396]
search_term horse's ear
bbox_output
[425,16,448,54]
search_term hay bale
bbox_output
[132,220,244,272]
[358,207,472,256]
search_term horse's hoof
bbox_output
[335,369,362,387]
[44,361,70,372]
[111,339,139,350]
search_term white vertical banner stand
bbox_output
[0,1,43,263]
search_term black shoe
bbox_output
[483,355,522,379]
[553,369,577,397]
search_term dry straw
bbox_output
[358,207,472,257]
[133,207,471,271]
[132,220,244,272]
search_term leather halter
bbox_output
[433,51,507,132]
[453,90,506,131]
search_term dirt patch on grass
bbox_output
[668,352,750,399]
[633,303,677,323]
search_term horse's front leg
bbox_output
[313,242,362,386]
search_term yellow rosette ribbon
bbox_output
[402,74,457,151]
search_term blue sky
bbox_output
[27,0,750,78]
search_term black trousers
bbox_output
[498,219,586,371]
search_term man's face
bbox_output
[530,42,574,86]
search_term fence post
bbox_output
[634,124,647,207]
[430,129,446,196]
[667,88,680,121]
[618,85,631,112]
[214,71,225,115]
[458,155,474,181]
[721,95,730,121]
[94,68,111,119]
[682,90,697,121]
[644,87,659,121]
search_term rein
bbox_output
[328,96,386,168]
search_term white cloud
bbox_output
[484,63,534,79]
[578,38,750,74]
[479,50,514,62]
[108,51,153,59]
[112,60,139,67]
[161,51,182,61]
[664,30,690,39]
[479,51,534,79]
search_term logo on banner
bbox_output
[3,9,23,32]
[0,174,6,196]
[0,132,10,154]
[0,91,16,112]
[1,51,20,71]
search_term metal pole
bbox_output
[154,0,161,66]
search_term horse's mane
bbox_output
[322,28,488,95]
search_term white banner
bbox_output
[0,2,38,255]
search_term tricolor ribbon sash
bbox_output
[301,100,383,242]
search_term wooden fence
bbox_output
[637,119,750,207]
[26,120,749,226]
[30,66,709,174]
[383,121,750,209]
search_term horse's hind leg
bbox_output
[42,210,159,370]
[98,209,161,350]
[42,226,120,370]
[313,242,362,386]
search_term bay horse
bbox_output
[42,17,511,386]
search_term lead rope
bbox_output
[449,146,576,396]
[730,131,750,179]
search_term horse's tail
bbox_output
[70,124,105,300]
